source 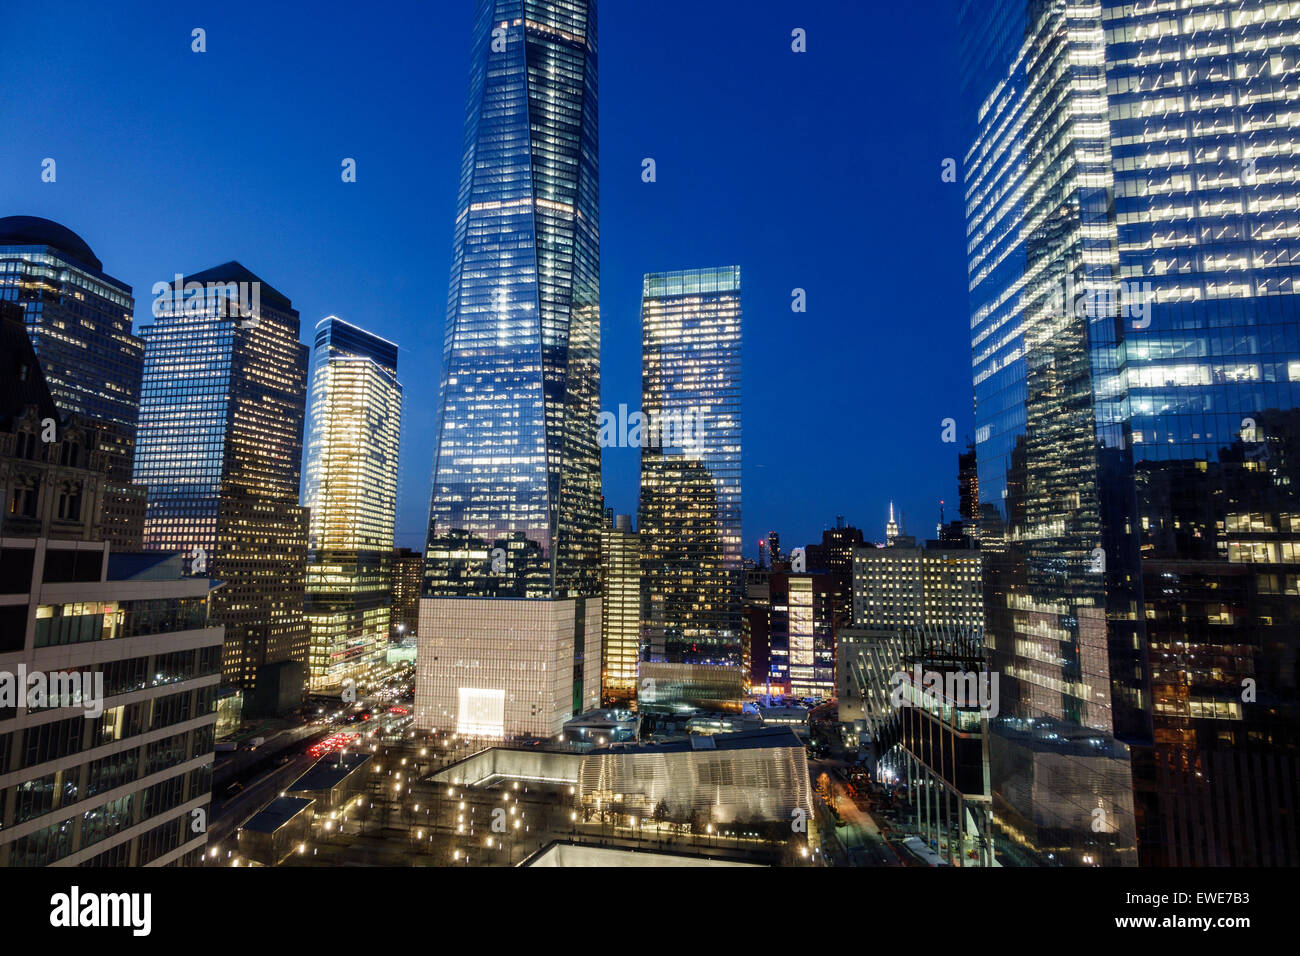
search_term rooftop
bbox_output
[239,796,314,834]
[590,725,803,756]
[185,260,293,311]
[287,752,371,793]
[0,215,103,271]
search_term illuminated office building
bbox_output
[416,0,602,739]
[852,543,982,632]
[766,572,836,698]
[302,317,402,694]
[962,0,1300,865]
[134,262,310,695]
[638,267,743,689]
[0,310,221,867]
[599,515,640,707]
[0,216,147,548]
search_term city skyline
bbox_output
[0,0,969,557]
[1,0,1296,887]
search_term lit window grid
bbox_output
[600,527,640,703]
[424,0,601,600]
[638,268,743,666]
[134,285,310,689]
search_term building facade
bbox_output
[0,216,147,549]
[302,317,402,694]
[852,543,983,632]
[962,0,1300,864]
[578,727,814,827]
[416,0,602,738]
[134,262,310,695]
[0,315,221,866]
[766,571,837,698]
[599,515,639,707]
[638,267,743,683]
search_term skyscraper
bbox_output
[962,0,1300,865]
[638,267,743,680]
[599,515,639,707]
[302,317,402,694]
[0,216,147,548]
[134,262,310,695]
[416,0,602,739]
[957,440,977,543]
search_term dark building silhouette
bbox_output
[390,547,423,638]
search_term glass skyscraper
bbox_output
[422,0,602,601]
[0,216,147,548]
[962,0,1300,865]
[415,0,602,739]
[302,316,402,693]
[638,267,743,673]
[134,262,310,693]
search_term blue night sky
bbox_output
[0,0,969,557]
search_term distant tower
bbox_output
[886,502,899,547]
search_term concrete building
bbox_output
[417,597,600,739]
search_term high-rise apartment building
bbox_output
[134,262,310,696]
[416,0,602,739]
[638,267,743,681]
[0,216,147,548]
[962,0,1300,864]
[302,317,401,694]
[599,515,639,707]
